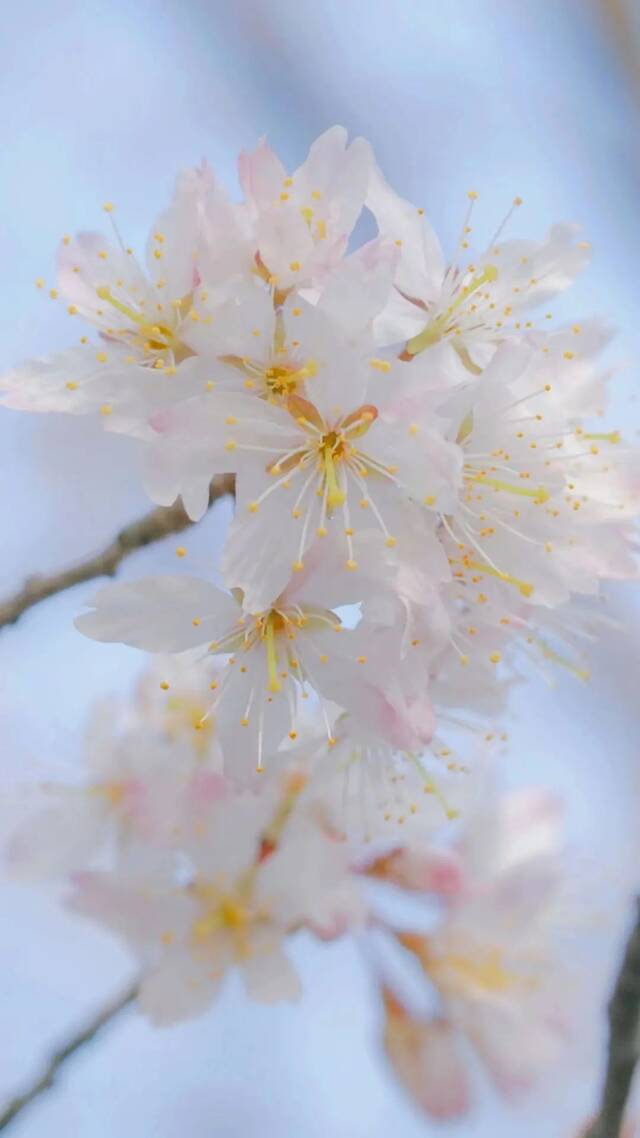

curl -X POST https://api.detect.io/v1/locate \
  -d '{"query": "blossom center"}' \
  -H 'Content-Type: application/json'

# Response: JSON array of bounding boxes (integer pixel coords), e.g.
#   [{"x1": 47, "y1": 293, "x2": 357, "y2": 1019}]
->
[
  {"x1": 96, "y1": 285, "x2": 193, "y2": 365},
  {"x1": 90, "y1": 780, "x2": 127, "y2": 808},
  {"x1": 405, "y1": 264, "x2": 498, "y2": 357},
  {"x1": 284, "y1": 394, "x2": 379, "y2": 511},
  {"x1": 190, "y1": 879, "x2": 256, "y2": 961},
  {"x1": 220, "y1": 353, "x2": 318, "y2": 403}
]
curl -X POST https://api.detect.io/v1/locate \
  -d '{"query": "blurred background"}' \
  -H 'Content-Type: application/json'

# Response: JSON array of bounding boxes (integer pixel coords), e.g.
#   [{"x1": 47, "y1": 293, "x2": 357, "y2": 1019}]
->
[{"x1": 2, "y1": 1, "x2": 640, "y2": 1134}]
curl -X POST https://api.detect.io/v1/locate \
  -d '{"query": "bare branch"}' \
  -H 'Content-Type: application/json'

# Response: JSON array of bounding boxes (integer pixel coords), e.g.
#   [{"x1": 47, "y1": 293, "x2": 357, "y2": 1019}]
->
[
  {"x1": 585, "y1": 899, "x2": 640, "y2": 1138},
  {"x1": 0, "y1": 982, "x2": 139, "y2": 1132},
  {"x1": 0, "y1": 475, "x2": 235, "y2": 631}
]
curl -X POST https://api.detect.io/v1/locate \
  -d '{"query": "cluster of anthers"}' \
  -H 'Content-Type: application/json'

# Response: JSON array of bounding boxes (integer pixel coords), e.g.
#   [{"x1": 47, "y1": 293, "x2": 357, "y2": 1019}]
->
[{"x1": 4, "y1": 126, "x2": 638, "y2": 1120}]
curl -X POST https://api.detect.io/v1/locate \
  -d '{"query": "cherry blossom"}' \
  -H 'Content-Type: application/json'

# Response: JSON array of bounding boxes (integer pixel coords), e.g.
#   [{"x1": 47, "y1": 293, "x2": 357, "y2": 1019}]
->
[
  {"x1": 369, "y1": 789, "x2": 570, "y2": 1117},
  {"x1": 143, "y1": 300, "x2": 461, "y2": 610},
  {"x1": 0, "y1": 168, "x2": 217, "y2": 432},
  {"x1": 234, "y1": 125, "x2": 373, "y2": 291},
  {"x1": 75, "y1": 549, "x2": 437, "y2": 778},
  {"x1": 367, "y1": 161, "x2": 590, "y2": 368},
  {"x1": 7, "y1": 656, "x2": 226, "y2": 879},
  {"x1": 67, "y1": 771, "x2": 364, "y2": 1023},
  {"x1": 1, "y1": 125, "x2": 639, "y2": 1130}
]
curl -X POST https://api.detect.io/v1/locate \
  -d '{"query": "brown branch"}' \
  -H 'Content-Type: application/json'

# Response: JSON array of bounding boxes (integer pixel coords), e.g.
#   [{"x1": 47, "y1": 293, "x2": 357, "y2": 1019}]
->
[
  {"x1": 0, "y1": 474, "x2": 235, "y2": 631},
  {"x1": 585, "y1": 899, "x2": 640, "y2": 1138},
  {"x1": 0, "y1": 981, "x2": 139, "y2": 1132}
]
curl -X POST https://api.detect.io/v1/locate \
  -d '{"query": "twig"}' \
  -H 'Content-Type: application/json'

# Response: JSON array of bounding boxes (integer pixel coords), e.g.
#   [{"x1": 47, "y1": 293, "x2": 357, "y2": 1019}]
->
[
  {"x1": 0, "y1": 475, "x2": 235, "y2": 631},
  {"x1": 585, "y1": 899, "x2": 640, "y2": 1138},
  {"x1": 0, "y1": 981, "x2": 139, "y2": 1131}
]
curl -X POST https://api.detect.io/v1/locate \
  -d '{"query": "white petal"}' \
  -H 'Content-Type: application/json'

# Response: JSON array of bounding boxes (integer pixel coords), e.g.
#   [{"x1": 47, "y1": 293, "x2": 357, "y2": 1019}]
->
[
  {"x1": 387, "y1": 1010, "x2": 470, "y2": 1119},
  {"x1": 241, "y1": 936, "x2": 301, "y2": 1003},
  {"x1": 139, "y1": 952, "x2": 222, "y2": 1026},
  {"x1": 317, "y1": 239, "x2": 397, "y2": 334},
  {"x1": 144, "y1": 391, "x2": 300, "y2": 519},
  {"x1": 221, "y1": 463, "x2": 314, "y2": 613},
  {"x1": 213, "y1": 648, "x2": 293, "y2": 781},
  {"x1": 8, "y1": 794, "x2": 103, "y2": 879},
  {"x1": 238, "y1": 138, "x2": 288, "y2": 213},
  {"x1": 75, "y1": 576, "x2": 238, "y2": 652},
  {"x1": 367, "y1": 163, "x2": 445, "y2": 302},
  {"x1": 67, "y1": 870, "x2": 194, "y2": 952}
]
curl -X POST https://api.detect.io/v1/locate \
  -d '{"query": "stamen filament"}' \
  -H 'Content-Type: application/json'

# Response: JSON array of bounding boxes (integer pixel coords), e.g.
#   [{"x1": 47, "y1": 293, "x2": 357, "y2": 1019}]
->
[
  {"x1": 265, "y1": 618, "x2": 282, "y2": 693},
  {"x1": 405, "y1": 265, "x2": 498, "y2": 356},
  {"x1": 324, "y1": 450, "x2": 346, "y2": 509},
  {"x1": 468, "y1": 475, "x2": 549, "y2": 503},
  {"x1": 96, "y1": 286, "x2": 147, "y2": 328},
  {"x1": 462, "y1": 558, "x2": 534, "y2": 598}
]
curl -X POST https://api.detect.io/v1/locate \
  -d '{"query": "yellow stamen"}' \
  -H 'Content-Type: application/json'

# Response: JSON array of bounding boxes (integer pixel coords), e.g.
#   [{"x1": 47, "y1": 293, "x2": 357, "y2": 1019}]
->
[
  {"x1": 462, "y1": 559, "x2": 534, "y2": 598},
  {"x1": 534, "y1": 638, "x2": 590, "y2": 681},
  {"x1": 265, "y1": 617, "x2": 282, "y2": 693},
  {"x1": 582, "y1": 430, "x2": 620, "y2": 444},
  {"x1": 96, "y1": 285, "x2": 147, "y2": 327},
  {"x1": 468, "y1": 474, "x2": 549, "y2": 503},
  {"x1": 405, "y1": 265, "x2": 499, "y2": 356},
  {"x1": 323, "y1": 449, "x2": 345, "y2": 509}
]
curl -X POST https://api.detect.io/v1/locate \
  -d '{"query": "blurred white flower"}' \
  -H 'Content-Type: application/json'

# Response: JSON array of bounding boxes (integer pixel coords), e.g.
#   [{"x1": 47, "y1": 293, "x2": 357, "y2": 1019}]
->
[
  {"x1": 371, "y1": 789, "x2": 572, "y2": 1118},
  {"x1": 67, "y1": 771, "x2": 364, "y2": 1024}
]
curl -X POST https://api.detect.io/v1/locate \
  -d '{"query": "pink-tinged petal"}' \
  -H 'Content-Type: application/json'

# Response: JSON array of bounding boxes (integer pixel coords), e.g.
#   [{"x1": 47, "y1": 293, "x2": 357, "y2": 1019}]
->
[
  {"x1": 0, "y1": 347, "x2": 127, "y2": 416},
  {"x1": 366, "y1": 848, "x2": 463, "y2": 897},
  {"x1": 75, "y1": 576, "x2": 238, "y2": 653},
  {"x1": 220, "y1": 463, "x2": 310, "y2": 613},
  {"x1": 316, "y1": 239, "x2": 398, "y2": 334},
  {"x1": 258, "y1": 827, "x2": 364, "y2": 932},
  {"x1": 56, "y1": 232, "x2": 138, "y2": 321},
  {"x1": 239, "y1": 138, "x2": 288, "y2": 213},
  {"x1": 293, "y1": 125, "x2": 349, "y2": 197},
  {"x1": 188, "y1": 770, "x2": 227, "y2": 805},
  {"x1": 7, "y1": 794, "x2": 102, "y2": 879},
  {"x1": 139, "y1": 952, "x2": 222, "y2": 1026},
  {"x1": 383, "y1": 994, "x2": 470, "y2": 1120},
  {"x1": 300, "y1": 621, "x2": 435, "y2": 751},
  {"x1": 145, "y1": 166, "x2": 213, "y2": 298},
  {"x1": 294, "y1": 127, "x2": 372, "y2": 240},
  {"x1": 254, "y1": 203, "x2": 315, "y2": 285},
  {"x1": 372, "y1": 688, "x2": 435, "y2": 751},
  {"x1": 465, "y1": 1001, "x2": 550, "y2": 1099},
  {"x1": 367, "y1": 163, "x2": 446, "y2": 303},
  {"x1": 67, "y1": 871, "x2": 194, "y2": 952},
  {"x1": 365, "y1": 416, "x2": 463, "y2": 516},
  {"x1": 241, "y1": 935, "x2": 301, "y2": 1004},
  {"x1": 491, "y1": 223, "x2": 590, "y2": 310},
  {"x1": 144, "y1": 390, "x2": 300, "y2": 520}
]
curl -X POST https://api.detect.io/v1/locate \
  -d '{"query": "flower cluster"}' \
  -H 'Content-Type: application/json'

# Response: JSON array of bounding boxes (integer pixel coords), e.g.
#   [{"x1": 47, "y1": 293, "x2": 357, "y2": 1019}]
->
[
  {"x1": 9, "y1": 658, "x2": 571, "y2": 1118},
  {"x1": 3, "y1": 125, "x2": 638, "y2": 1119}
]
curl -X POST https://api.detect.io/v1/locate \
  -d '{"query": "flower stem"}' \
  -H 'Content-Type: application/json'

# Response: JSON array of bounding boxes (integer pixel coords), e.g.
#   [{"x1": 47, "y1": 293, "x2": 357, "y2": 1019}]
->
[
  {"x1": 0, "y1": 982, "x2": 139, "y2": 1132},
  {"x1": 585, "y1": 899, "x2": 640, "y2": 1138},
  {"x1": 0, "y1": 474, "x2": 234, "y2": 631}
]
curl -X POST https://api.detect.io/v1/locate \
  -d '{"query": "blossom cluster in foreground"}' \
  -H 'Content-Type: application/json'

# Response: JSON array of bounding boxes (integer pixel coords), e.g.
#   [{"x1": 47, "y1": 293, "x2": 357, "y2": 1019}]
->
[
  {"x1": 3, "y1": 126, "x2": 638, "y2": 1119},
  {"x1": 10, "y1": 658, "x2": 572, "y2": 1118}
]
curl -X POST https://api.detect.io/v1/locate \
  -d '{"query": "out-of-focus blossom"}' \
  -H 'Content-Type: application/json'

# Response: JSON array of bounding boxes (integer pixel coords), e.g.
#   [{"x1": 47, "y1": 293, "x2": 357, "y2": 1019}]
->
[
  {"x1": 67, "y1": 771, "x2": 364, "y2": 1024},
  {"x1": 368, "y1": 789, "x2": 571, "y2": 1118},
  {"x1": 7, "y1": 656, "x2": 225, "y2": 879}
]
